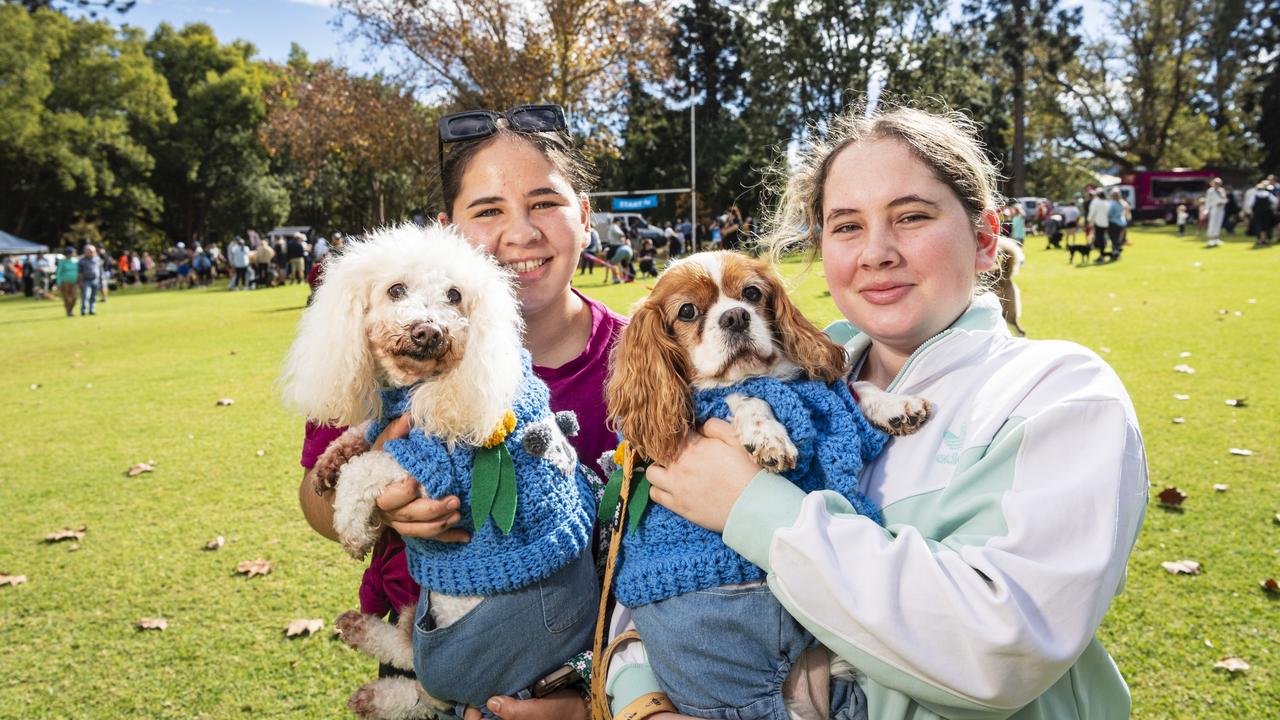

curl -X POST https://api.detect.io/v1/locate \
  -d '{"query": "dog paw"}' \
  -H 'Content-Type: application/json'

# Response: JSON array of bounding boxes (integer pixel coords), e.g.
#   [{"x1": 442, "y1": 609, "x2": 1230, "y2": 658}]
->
[
  {"x1": 874, "y1": 395, "x2": 933, "y2": 436},
  {"x1": 347, "y1": 685, "x2": 380, "y2": 719},
  {"x1": 744, "y1": 434, "x2": 798, "y2": 473},
  {"x1": 334, "y1": 610, "x2": 368, "y2": 648}
]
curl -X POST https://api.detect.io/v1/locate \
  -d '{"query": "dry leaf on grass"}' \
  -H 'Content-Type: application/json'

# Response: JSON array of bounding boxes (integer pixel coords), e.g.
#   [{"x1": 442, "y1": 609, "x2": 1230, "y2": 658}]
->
[
  {"x1": 1214, "y1": 657, "x2": 1249, "y2": 673},
  {"x1": 0, "y1": 573, "x2": 28, "y2": 587},
  {"x1": 1213, "y1": 484, "x2": 1229, "y2": 492},
  {"x1": 1228, "y1": 448, "x2": 1253, "y2": 456},
  {"x1": 285, "y1": 619, "x2": 324, "y2": 637},
  {"x1": 216, "y1": 398, "x2": 235, "y2": 406},
  {"x1": 45, "y1": 525, "x2": 87, "y2": 542},
  {"x1": 136, "y1": 617, "x2": 168, "y2": 631},
  {"x1": 1174, "y1": 364, "x2": 1196, "y2": 374},
  {"x1": 1157, "y1": 487, "x2": 1187, "y2": 508},
  {"x1": 67, "y1": 543, "x2": 80, "y2": 552},
  {"x1": 1179, "y1": 351, "x2": 1192, "y2": 358},
  {"x1": 204, "y1": 536, "x2": 225, "y2": 551},
  {"x1": 29, "y1": 384, "x2": 40, "y2": 390},
  {"x1": 1174, "y1": 393, "x2": 1191, "y2": 401},
  {"x1": 1098, "y1": 347, "x2": 1111, "y2": 354},
  {"x1": 255, "y1": 449, "x2": 265, "y2": 457},
  {"x1": 1261, "y1": 579, "x2": 1279, "y2": 595},
  {"x1": 1224, "y1": 398, "x2": 1247, "y2": 407},
  {"x1": 1171, "y1": 417, "x2": 1186, "y2": 424},
  {"x1": 1161, "y1": 560, "x2": 1201, "y2": 575},
  {"x1": 125, "y1": 462, "x2": 155, "y2": 477},
  {"x1": 236, "y1": 559, "x2": 272, "y2": 578}
]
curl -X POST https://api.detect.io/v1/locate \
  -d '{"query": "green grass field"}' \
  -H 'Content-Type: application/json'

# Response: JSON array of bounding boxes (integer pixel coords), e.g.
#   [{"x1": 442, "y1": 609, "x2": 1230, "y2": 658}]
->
[{"x1": 1, "y1": 226, "x2": 1276, "y2": 718}]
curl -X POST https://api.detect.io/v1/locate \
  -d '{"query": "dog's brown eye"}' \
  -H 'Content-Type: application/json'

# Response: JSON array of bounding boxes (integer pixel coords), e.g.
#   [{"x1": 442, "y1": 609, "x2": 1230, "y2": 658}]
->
[
  {"x1": 446, "y1": 287, "x2": 462, "y2": 305},
  {"x1": 677, "y1": 303, "x2": 698, "y2": 321},
  {"x1": 742, "y1": 285, "x2": 762, "y2": 303},
  {"x1": 387, "y1": 283, "x2": 407, "y2": 300}
]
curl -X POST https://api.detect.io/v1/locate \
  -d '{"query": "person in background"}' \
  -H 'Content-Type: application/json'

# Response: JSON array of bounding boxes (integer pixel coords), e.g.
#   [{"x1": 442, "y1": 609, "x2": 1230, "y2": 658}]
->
[
  {"x1": 1008, "y1": 199, "x2": 1026, "y2": 246},
  {"x1": 1176, "y1": 203, "x2": 1189, "y2": 236},
  {"x1": 1249, "y1": 180, "x2": 1277, "y2": 248},
  {"x1": 286, "y1": 232, "x2": 307, "y2": 284},
  {"x1": 1204, "y1": 178, "x2": 1228, "y2": 248},
  {"x1": 250, "y1": 237, "x2": 275, "y2": 288},
  {"x1": 79, "y1": 244, "x2": 103, "y2": 315},
  {"x1": 228, "y1": 236, "x2": 250, "y2": 290},
  {"x1": 1085, "y1": 189, "x2": 1110, "y2": 260},
  {"x1": 1107, "y1": 189, "x2": 1128, "y2": 261},
  {"x1": 54, "y1": 247, "x2": 80, "y2": 316}
]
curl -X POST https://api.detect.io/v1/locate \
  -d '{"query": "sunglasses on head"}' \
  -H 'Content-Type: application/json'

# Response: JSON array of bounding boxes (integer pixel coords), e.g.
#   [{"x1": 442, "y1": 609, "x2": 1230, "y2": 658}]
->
[{"x1": 437, "y1": 104, "x2": 568, "y2": 189}]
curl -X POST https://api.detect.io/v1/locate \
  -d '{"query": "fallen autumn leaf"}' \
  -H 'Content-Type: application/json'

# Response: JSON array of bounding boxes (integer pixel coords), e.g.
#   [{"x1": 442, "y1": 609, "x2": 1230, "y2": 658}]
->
[
  {"x1": 45, "y1": 525, "x2": 87, "y2": 542},
  {"x1": 136, "y1": 617, "x2": 168, "y2": 631},
  {"x1": 1174, "y1": 364, "x2": 1196, "y2": 374},
  {"x1": 1224, "y1": 398, "x2": 1247, "y2": 407},
  {"x1": 125, "y1": 462, "x2": 155, "y2": 477},
  {"x1": 204, "y1": 536, "x2": 225, "y2": 551},
  {"x1": 1161, "y1": 560, "x2": 1201, "y2": 575},
  {"x1": 236, "y1": 559, "x2": 272, "y2": 578},
  {"x1": 1213, "y1": 656, "x2": 1249, "y2": 673},
  {"x1": 1157, "y1": 487, "x2": 1187, "y2": 508},
  {"x1": 1213, "y1": 484, "x2": 1228, "y2": 492},
  {"x1": 285, "y1": 618, "x2": 325, "y2": 637},
  {"x1": 216, "y1": 398, "x2": 235, "y2": 406},
  {"x1": 1228, "y1": 448, "x2": 1253, "y2": 456},
  {"x1": 1261, "y1": 579, "x2": 1279, "y2": 595},
  {"x1": 0, "y1": 573, "x2": 28, "y2": 587}
]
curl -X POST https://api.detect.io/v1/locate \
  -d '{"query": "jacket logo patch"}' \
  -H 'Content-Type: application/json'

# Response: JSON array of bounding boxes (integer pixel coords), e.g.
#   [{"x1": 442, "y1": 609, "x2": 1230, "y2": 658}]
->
[{"x1": 935, "y1": 423, "x2": 966, "y2": 465}]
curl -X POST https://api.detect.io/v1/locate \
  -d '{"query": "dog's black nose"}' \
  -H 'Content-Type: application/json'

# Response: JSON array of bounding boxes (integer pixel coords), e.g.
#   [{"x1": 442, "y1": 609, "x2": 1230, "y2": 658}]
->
[
  {"x1": 719, "y1": 307, "x2": 750, "y2": 333},
  {"x1": 410, "y1": 322, "x2": 443, "y2": 353}
]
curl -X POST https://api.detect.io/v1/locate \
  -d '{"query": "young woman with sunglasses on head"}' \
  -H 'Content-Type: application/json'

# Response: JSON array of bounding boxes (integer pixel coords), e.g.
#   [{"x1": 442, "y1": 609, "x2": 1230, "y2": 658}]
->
[
  {"x1": 604, "y1": 105, "x2": 1147, "y2": 719},
  {"x1": 298, "y1": 105, "x2": 624, "y2": 720}
]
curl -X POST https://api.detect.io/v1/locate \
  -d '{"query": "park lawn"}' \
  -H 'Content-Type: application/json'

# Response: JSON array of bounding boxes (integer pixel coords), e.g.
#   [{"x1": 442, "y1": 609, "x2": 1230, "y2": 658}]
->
[{"x1": 0, "y1": 226, "x2": 1276, "y2": 718}]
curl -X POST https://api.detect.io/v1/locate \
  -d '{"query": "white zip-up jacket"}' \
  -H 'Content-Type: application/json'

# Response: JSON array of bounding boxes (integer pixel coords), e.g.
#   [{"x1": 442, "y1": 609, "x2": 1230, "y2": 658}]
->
[
  {"x1": 1086, "y1": 197, "x2": 1110, "y2": 228},
  {"x1": 608, "y1": 294, "x2": 1148, "y2": 719}
]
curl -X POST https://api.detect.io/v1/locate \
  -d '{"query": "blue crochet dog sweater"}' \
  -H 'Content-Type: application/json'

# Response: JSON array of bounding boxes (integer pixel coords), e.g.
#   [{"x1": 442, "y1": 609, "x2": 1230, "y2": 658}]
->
[
  {"x1": 614, "y1": 376, "x2": 887, "y2": 607},
  {"x1": 372, "y1": 352, "x2": 596, "y2": 596}
]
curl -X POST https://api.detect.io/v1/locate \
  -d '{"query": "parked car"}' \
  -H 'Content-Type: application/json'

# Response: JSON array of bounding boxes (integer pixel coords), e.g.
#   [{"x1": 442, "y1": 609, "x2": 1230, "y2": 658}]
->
[{"x1": 590, "y1": 212, "x2": 665, "y2": 246}]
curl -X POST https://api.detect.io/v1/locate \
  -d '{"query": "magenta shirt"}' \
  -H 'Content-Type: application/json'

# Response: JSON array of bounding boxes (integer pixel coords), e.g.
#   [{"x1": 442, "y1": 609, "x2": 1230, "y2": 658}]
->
[{"x1": 300, "y1": 289, "x2": 626, "y2": 615}]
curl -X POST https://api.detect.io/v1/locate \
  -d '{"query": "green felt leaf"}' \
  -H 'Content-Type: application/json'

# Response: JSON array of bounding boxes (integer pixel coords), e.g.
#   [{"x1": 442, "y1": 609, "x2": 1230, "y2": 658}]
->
[
  {"x1": 471, "y1": 446, "x2": 500, "y2": 531},
  {"x1": 491, "y1": 444, "x2": 518, "y2": 534},
  {"x1": 597, "y1": 467, "x2": 624, "y2": 524},
  {"x1": 627, "y1": 470, "x2": 651, "y2": 536}
]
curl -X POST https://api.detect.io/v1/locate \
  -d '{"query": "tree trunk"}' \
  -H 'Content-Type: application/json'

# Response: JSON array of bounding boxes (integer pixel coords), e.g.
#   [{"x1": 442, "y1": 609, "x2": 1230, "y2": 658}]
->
[{"x1": 1011, "y1": 0, "x2": 1026, "y2": 198}]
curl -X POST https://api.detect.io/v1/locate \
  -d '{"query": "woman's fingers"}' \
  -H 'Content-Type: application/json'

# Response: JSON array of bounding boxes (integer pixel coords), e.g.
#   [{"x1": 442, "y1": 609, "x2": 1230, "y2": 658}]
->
[
  {"x1": 388, "y1": 519, "x2": 470, "y2": 543},
  {"x1": 376, "y1": 479, "x2": 458, "y2": 518},
  {"x1": 699, "y1": 417, "x2": 740, "y2": 445}
]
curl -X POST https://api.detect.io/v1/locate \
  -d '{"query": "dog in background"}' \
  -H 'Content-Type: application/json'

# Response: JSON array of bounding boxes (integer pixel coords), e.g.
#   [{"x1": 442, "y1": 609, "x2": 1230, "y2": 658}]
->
[
  {"x1": 281, "y1": 223, "x2": 591, "y2": 720},
  {"x1": 1066, "y1": 240, "x2": 1092, "y2": 264}
]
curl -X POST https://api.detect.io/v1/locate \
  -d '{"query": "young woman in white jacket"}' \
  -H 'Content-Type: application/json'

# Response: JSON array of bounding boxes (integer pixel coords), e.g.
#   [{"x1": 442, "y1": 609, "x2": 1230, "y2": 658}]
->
[{"x1": 613, "y1": 105, "x2": 1148, "y2": 720}]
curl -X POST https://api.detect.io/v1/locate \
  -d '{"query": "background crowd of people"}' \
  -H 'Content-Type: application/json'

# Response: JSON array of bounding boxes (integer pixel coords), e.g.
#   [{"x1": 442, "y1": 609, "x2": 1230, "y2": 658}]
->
[{"x1": 1, "y1": 229, "x2": 348, "y2": 302}]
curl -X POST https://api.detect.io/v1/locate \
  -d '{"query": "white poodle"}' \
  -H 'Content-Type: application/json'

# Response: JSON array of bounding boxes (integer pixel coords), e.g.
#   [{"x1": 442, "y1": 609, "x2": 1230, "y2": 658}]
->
[{"x1": 281, "y1": 223, "x2": 584, "y2": 720}]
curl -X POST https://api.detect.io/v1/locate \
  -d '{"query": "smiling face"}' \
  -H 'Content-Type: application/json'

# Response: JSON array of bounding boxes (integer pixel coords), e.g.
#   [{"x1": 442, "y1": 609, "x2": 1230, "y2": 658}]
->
[
  {"x1": 820, "y1": 138, "x2": 998, "y2": 356},
  {"x1": 441, "y1": 135, "x2": 589, "y2": 317}
]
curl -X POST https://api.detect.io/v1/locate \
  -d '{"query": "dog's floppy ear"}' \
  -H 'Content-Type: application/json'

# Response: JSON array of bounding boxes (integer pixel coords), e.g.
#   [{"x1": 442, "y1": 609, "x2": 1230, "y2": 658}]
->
[
  {"x1": 280, "y1": 246, "x2": 381, "y2": 426},
  {"x1": 606, "y1": 299, "x2": 691, "y2": 465},
  {"x1": 761, "y1": 264, "x2": 847, "y2": 384}
]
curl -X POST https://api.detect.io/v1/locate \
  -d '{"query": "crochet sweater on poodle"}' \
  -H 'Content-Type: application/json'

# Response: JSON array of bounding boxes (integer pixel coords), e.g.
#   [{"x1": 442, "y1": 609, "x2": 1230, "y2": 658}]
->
[
  {"x1": 614, "y1": 376, "x2": 887, "y2": 608},
  {"x1": 371, "y1": 352, "x2": 595, "y2": 596}
]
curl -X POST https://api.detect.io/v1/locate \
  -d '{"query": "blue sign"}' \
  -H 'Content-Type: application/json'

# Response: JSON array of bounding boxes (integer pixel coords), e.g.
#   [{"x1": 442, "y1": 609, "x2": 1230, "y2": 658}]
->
[{"x1": 612, "y1": 195, "x2": 658, "y2": 211}]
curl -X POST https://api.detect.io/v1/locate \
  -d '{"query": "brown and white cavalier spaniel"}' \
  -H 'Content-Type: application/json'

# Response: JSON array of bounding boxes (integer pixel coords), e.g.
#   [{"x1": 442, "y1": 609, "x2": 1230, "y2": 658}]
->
[{"x1": 607, "y1": 250, "x2": 930, "y2": 468}]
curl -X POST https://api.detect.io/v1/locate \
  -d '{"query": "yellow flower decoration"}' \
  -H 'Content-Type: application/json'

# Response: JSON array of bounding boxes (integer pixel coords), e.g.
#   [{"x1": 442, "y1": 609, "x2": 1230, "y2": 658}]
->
[
  {"x1": 612, "y1": 441, "x2": 629, "y2": 466},
  {"x1": 481, "y1": 410, "x2": 518, "y2": 448}
]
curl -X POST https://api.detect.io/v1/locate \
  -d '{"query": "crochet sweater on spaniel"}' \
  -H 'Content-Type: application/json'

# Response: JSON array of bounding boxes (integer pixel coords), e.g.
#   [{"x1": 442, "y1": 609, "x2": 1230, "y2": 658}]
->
[{"x1": 614, "y1": 376, "x2": 886, "y2": 607}]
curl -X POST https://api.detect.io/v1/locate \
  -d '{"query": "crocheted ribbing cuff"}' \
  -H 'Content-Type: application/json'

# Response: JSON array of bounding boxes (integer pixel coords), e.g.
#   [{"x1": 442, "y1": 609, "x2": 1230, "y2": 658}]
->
[
  {"x1": 614, "y1": 546, "x2": 765, "y2": 608},
  {"x1": 404, "y1": 504, "x2": 592, "y2": 595}
]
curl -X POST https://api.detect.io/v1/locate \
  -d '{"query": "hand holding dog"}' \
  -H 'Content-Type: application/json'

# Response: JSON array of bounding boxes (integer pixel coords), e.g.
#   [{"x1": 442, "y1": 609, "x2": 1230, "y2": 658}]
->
[
  {"x1": 372, "y1": 415, "x2": 470, "y2": 543},
  {"x1": 647, "y1": 418, "x2": 760, "y2": 534}
]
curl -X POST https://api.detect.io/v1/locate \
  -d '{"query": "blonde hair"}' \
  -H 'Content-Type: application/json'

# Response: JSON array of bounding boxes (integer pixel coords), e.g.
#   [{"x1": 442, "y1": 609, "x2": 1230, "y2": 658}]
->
[{"x1": 762, "y1": 103, "x2": 1003, "y2": 263}]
